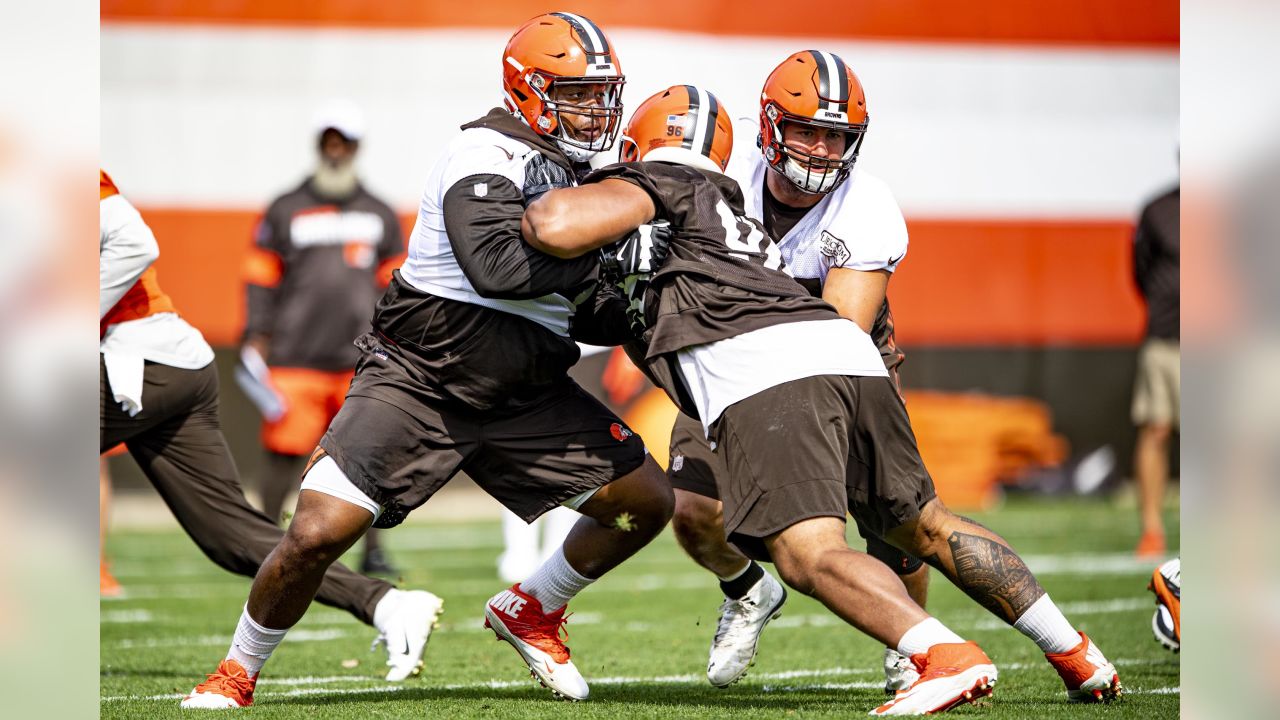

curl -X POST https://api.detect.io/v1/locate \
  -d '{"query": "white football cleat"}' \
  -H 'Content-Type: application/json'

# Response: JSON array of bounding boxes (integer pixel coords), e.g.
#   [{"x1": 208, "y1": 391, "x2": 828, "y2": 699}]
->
[
  {"x1": 373, "y1": 590, "x2": 444, "y2": 682},
  {"x1": 707, "y1": 571, "x2": 788, "y2": 687},
  {"x1": 883, "y1": 647, "x2": 920, "y2": 694},
  {"x1": 484, "y1": 584, "x2": 588, "y2": 701},
  {"x1": 870, "y1": 641, "x2": 997, "y2": 716},
  {"x1": 1045, "y1": 632, "x2": 1122, "y2": 702}
]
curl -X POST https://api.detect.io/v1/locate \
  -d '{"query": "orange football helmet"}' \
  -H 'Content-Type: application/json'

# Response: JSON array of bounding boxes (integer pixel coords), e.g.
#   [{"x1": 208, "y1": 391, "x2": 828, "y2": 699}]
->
[
  {"x1": 760, "y1": 50, "x2": 868, "y2": 193},
  {"x1": 502, "y1": 12, "x2": 625, "y2": 162},
  {"x1": 619, "y1": 85, "x2": 733, "y2": 173}
]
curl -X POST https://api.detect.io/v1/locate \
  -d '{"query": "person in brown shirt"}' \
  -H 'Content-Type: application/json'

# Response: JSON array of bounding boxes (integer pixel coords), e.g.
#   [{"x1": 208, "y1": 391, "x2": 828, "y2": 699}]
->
[{"x1": 242, "y1": 100, "x2": 405, "y2": 574}]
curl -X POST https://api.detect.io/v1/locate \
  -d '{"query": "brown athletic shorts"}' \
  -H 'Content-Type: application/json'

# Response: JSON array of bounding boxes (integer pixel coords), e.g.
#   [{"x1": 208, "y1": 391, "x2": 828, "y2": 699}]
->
[
  {"x1": 710, "y1": 374, "x2": 936, "y2": 562},
  {"x1": 319, "y1": 335, "x2": 647, "y2": 529}
]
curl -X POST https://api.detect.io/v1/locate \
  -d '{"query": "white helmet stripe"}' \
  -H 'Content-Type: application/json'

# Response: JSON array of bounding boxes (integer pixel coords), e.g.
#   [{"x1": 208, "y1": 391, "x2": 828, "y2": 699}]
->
[
  {"x1": 686, "y1": 86, "x2": 713, "y2": 158},
  {"x1": 816, "y1": 50, "x2": 844, "y2": 114},
  {"x1": 555, "y1": 11, "x2": 608, "y2": 59}
]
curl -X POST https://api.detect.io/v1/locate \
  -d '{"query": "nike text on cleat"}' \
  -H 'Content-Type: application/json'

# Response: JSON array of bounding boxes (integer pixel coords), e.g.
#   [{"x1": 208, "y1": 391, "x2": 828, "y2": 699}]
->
[
  {"x1": 372, "y1": 590, "x2": 444, "y2": 681},
  {"x1": 180, "y1": 659, "x2": 256, "y2": 709},
  {"x1": 870, "y1": 641, "x2": 997, "y2": 716},
  {"x1": 707, "y1": 571, "x2": 788, "y2": 687},
  {"x1": 483, "y1": 584, "x2": 588, "y2": 701},
  {"x1": 883, "y1": 647, "x2": 921, "y2": 694},
  {"x1": 1045, "y1": 631, "x2": 1122, "y2": 703},
  {"x1": 1147, "y1": 558, "x2": 1180, "y2": 652}
]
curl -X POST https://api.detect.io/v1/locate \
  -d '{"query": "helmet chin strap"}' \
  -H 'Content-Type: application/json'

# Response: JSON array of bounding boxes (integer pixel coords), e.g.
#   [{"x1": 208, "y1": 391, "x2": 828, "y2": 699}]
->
[
  {"x1": 556, "y1": 139, "x2": 596, "y2": 163},
  {"x1": 783, "y1": 156, "x2": 841, "y2": 194}
]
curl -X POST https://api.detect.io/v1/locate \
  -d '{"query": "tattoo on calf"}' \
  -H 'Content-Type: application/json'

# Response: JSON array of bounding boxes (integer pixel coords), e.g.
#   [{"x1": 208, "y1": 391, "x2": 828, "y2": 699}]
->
[{"x1": 947, "y1": 531, "x2": 1044, "y2": 623}]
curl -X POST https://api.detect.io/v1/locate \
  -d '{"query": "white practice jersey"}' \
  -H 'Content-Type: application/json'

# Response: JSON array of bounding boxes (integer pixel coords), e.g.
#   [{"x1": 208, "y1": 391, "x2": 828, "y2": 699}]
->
[
  {"x1": 398, "y1": 127, "x2": 578, "y2": 337},
  {"x1": 726, "y1": 119, "x2": 909, "y2": 286}
]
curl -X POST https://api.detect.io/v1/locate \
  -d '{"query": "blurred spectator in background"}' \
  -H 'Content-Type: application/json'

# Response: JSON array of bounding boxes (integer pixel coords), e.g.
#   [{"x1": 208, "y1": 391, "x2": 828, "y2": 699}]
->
[
  {"x1": 99, "y1": 455, "x2": 122, "y2": 597},
  {"x1": 241, "y1": 100, "x2": 405, "y2": 574},
  {"x1": 1131, "y1": 182, "x2": 1180, "y2": 558}
]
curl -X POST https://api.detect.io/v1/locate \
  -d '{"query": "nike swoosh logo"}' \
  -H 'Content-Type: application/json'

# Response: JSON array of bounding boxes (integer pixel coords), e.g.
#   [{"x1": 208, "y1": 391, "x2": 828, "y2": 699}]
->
[
  {"x1": 544, "y1": 660, "x2": 555, "y2": 675},
  {"x1": 887, "y1": 253, "x2": 904, "y2": 265}
]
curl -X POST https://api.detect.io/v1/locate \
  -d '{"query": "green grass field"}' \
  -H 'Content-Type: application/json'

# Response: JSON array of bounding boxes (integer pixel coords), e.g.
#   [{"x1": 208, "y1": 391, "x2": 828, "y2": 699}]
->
[{"x1": 101, "y1": 496, "x2": 1179, "y2": 718}]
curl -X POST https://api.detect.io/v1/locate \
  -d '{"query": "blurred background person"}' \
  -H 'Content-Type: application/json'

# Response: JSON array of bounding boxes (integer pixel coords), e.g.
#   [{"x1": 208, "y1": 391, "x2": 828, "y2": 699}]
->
[
  {"x1": 99, "y1": 454, "x2": 122, "y2": 597},
  {"x1": 241, "y1": 100, "x2": 406, "y2": 575},
  {"x1": 1130, "y1": 181, "x2": 1180, "y2": 558}
]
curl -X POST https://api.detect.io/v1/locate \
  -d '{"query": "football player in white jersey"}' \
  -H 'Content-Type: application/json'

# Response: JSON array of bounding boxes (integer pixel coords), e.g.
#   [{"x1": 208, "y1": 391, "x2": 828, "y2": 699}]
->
[
  {"x1": 663, "y1": 52, "x2": 1123, "y2": 706},
  {"x1": 181, "y1": 13, "x2": 672, "y2": 708}
]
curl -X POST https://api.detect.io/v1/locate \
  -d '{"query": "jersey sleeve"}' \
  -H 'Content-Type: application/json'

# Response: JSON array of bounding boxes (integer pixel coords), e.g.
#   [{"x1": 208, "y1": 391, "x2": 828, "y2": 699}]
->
[
  {"x1": 242, "y1": 199, "x2": 289, "y2": 341},
  {"x1": 584, "y1": 162, "x2": 698, "y2": 226},
  {"x1": 820, "y1": 172, "x2": 909, "y2": 274},
  {"x1": 100, "y1": 192, "x2": 159, "y2": 318},
  {"x1": 440, "y1": 140, "x2": 598, "y2": 300}
]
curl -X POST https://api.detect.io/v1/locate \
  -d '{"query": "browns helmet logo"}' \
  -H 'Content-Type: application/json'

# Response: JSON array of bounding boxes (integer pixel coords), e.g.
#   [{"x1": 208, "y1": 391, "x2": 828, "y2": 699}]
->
[{"x1": 610, "y1": 423, "x2": 634, "y2": 441}]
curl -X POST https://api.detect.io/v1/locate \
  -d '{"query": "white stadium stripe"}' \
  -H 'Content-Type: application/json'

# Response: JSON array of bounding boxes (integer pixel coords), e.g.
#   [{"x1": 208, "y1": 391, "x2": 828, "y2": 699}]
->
[{"x1": 101, "y1": 25, "x2": 1176, "y2": 217}]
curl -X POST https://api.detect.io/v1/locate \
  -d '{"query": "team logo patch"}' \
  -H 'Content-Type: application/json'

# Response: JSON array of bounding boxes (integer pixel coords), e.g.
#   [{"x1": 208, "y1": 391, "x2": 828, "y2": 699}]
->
[
  {"x1": 819, "y1": 231, "x2": 851, "y2": 267},
  {"x1": 473, "y1": 182, "x2": 488, "y2": 197},
  {"x1": 610, "y1": 423, "x2": 633, "y2": 442},
  {"x1": 670, "y1": 454, "x2": 684, "y2": 473}
]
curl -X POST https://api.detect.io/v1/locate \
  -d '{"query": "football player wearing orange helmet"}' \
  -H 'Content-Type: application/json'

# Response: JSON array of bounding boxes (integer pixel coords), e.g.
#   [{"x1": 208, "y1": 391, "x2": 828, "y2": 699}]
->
[
  {"x1": 660, "y1": 53, "x2": 1121, "y2": 708},
  {"x1": 664, "y1": 51, "x2": 925, "y2": 693},
  {"x1": 524, "y1": 84, "x2": 998, "y2": 716},
  {"x1": 526, "y1": 78, "x2": 1125, "y2": 713},
  {"x1": 182, "y1": 13, "x2": 671, "y2": 708}
]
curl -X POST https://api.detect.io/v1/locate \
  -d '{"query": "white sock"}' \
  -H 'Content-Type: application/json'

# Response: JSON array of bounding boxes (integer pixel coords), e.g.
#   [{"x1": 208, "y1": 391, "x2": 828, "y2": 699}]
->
[
  {"x1": 372, "y1": 588, "x2": 404, "y2": 634},
  {"x1": 1013, "y1": 594, "x2": 1080, "y2": 653},
  {"x1": 896, "y1": 617, "x2": 966, "y2": 657},
  {"x1": 518, "y1": 546, "x2": 593, "y2": 613},
  {"x1": 538, "y1": 507, "x2": 579, "y2": 563},
  {"x1": 226, "y1": 606, "x2": 288, "y2": 677}
]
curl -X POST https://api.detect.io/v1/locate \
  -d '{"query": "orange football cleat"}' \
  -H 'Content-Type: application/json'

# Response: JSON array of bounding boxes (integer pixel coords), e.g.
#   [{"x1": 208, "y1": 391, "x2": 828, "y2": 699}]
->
[
  {"x1": 1045, "y1": 632, "x2": 1122, "y2": 702},
  {"x1": 870, "y1": 641, "x2": 997, "y2": 715},
  {"x1": 180, "y1": 659, "x2": 257, "y2": 709}
]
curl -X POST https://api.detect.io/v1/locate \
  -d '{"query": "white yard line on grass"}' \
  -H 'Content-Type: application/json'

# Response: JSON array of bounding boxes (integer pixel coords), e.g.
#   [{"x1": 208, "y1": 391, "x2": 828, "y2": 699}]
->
[
  {"x1": 110, "y1": 628, "x2": 350, "y2": 649},
  {"x1": 103, "y1": 663, "x2": 1176, "y2": 703},
  {"x1": 107, "y1": 552, "x2": 1160, "y2": 600}
]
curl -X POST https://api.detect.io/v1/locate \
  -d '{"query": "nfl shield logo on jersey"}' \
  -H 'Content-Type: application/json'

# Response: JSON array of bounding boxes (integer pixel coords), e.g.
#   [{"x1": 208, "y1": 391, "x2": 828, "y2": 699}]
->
[
  {"x1": 819, "y1": 231, "x2": 851, "y2": 267},
  {"x1": 473, "y1": 182, "x2": 488, "y2": 197}
]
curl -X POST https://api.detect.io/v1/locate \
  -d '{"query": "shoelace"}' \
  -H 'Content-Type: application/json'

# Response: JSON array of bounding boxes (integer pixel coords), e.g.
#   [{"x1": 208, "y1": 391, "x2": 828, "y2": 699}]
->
[
  {"x1": 508, "y1": 609, "x2": 573, "y2": 662},
  {"x1": 712, "y1": 598, "x2": 756, "y2": 646},
  {"x1": 194, "y1": 667, "x2": 254, "y2": 699}
]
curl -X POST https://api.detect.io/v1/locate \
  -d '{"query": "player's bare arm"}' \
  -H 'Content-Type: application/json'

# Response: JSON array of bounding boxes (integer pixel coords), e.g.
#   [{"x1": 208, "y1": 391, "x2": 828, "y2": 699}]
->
[
  {"x1": 822, "y1": 266, "x2": 891, "y2": 333},
  {"x1": 522, "y1": 178, "x2": 656, "y2": 258}
]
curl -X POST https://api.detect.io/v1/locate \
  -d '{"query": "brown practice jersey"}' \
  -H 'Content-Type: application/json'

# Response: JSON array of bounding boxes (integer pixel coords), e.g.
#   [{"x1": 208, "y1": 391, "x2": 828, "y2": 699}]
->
[
  {"x1": 587, "y1": 161, "x2": 843, "y2": 417},
  {"x1": 244, "y1": 180, "x2": 405, "y2": 371}
]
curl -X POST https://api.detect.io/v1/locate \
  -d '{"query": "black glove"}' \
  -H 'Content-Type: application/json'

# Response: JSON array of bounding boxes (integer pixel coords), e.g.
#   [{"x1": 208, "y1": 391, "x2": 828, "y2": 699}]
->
[{"x1": 599, "y1": 221, "x2": 673, "y2": 282}]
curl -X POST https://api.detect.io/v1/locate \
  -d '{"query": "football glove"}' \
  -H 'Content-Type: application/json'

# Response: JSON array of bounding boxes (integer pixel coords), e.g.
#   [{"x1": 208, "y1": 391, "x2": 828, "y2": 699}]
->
[{"x1": 599, "y1": 220, "x2": 672, "y2": 281}]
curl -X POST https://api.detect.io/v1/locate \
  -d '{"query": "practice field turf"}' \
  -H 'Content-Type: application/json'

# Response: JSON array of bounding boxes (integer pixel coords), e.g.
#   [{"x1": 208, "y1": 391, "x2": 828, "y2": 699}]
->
[{"x1": 101, "y1": 496, "x2": 1179, "y2": 718}]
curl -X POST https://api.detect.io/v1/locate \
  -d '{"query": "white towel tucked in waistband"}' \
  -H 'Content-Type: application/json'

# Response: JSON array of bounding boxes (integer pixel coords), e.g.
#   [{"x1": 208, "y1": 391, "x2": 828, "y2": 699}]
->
[{"x1": 101, "y1": 349, "x2": 146, "y2": 416}]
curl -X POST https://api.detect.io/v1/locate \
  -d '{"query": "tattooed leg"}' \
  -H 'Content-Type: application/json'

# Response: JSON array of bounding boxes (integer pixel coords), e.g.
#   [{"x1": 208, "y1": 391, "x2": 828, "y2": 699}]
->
[{"x1": 887, "y1": 499, "x2": 1045, "y2": 625}]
